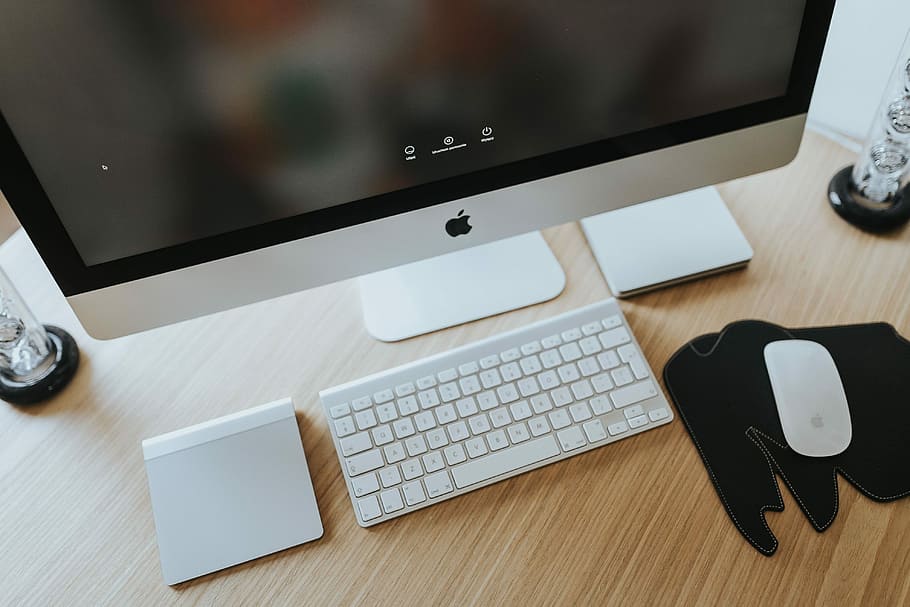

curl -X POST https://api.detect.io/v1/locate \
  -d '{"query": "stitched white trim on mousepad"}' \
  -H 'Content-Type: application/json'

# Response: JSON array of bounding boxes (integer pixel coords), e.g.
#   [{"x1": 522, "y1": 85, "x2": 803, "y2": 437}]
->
[{"x1": 663, "y1": 321, "x2": 910, "y2": 555}]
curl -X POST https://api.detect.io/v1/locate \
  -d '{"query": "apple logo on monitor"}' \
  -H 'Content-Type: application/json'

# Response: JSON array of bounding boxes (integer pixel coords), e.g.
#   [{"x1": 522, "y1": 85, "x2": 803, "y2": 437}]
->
[{"x1": 445, "y1": 210, "x2": 472, "y2": 237}]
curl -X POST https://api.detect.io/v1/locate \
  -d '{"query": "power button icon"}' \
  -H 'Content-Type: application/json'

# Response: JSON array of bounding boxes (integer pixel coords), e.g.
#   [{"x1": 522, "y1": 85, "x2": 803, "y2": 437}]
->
[{"x1": 481, "y1": 126, "x2": 493, "y2": 137}]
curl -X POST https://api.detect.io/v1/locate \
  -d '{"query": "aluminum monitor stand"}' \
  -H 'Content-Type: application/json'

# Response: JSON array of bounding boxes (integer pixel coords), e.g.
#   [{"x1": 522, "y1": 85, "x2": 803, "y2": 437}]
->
[{"x1": 359, "y1": 231, "x2": 565, "y2": 342}]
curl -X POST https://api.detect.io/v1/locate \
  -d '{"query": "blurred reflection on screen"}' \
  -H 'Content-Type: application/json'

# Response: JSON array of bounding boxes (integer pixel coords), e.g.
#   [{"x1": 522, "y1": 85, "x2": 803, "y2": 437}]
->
[{"x1": 0, "y1": 1, "x2": 806, "y2": 264}]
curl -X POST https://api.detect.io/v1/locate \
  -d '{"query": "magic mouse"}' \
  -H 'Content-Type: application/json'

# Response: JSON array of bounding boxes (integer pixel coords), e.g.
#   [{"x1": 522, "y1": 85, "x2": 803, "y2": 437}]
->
[{"x1": 763, "y1": 340, "x2": 852, "y2": 457}]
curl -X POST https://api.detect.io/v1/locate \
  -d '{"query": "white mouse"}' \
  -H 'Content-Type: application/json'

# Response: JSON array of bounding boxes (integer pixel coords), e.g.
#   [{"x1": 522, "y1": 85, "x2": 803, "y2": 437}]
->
[{"x1": 763, "y1": 339, "x2": 852, "y2": 457}]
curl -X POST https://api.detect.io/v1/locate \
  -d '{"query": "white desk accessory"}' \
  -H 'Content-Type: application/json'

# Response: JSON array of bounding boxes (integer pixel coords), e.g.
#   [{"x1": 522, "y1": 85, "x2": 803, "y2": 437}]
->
[
  {"x1": 142, "y1": 398, "x2": 323, "y2": 585},
  {"x1": 581, "y1": 187, "x2": 753, "y2": 297}
]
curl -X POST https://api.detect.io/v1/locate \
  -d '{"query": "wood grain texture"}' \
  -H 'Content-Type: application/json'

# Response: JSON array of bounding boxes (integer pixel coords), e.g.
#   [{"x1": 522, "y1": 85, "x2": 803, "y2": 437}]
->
[{"x1": 0, "y1": 131, "x2": 908, "y2": 607}]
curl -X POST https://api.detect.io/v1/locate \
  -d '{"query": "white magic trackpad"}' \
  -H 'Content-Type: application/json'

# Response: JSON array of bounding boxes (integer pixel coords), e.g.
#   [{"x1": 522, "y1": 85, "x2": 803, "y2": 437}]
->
[{"x1": 764, "y1": 340, "x2": 853, "y2": 457}]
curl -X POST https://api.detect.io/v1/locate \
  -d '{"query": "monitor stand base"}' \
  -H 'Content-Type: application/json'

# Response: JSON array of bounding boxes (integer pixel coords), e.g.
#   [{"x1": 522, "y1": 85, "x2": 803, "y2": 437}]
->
[
  {"x1": 358, "y1": 231, "x2": 566, "y2": 342},
  {"x1": 581, "y1": 187, "x2": 754, "y2": 298}
]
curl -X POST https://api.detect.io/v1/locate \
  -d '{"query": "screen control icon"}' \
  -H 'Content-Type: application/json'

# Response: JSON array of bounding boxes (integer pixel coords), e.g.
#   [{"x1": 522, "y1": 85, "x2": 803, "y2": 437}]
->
[
  {"x1": 443, "y1": 136, "x2": 455, "y2": 146},
  {"x1": 481, "y1": 127, "x2": 493, "y2": 137},
  {"x1": 404, "y1": 145, "x2": 415, "y2": 155}
]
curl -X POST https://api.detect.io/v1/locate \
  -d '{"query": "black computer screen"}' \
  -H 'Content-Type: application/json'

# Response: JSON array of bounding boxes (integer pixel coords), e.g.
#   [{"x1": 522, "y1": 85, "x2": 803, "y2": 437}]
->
[{"x1": 1, "y1": 1, "x2": 813, "y2": 275}]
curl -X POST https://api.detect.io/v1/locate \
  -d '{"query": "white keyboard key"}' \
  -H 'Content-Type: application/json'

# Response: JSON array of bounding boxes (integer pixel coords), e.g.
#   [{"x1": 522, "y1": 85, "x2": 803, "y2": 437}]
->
[
  {"x1": 334, "y1": 416, "x2": 356, "y2": 438},
  {"x1": 528, "y1": 416, "x2": 551, "y2": 437},
  {"x1": 422, "y1": 451, "x2": 445, "y2": 473},
  {"x1": 548, "y1": 409, "x2": 571, "y2": 429},
  {"x1": 379, "y1": 466, "x2": 402, "y2": 488},
  {"x1": 395, "y1": 382, "x2": 416, "y2": 397},
  {"x1": 468, "y1": 413, "x2": 492, "y2": 435},
  {"x1": 459, "y1": 361, "x2": 479, "y2": 376},
  {"x1": 582, "y1": 321, "x2": 602, "y2": 335},
  {"x1": 397, "y1": 395, "x2": 419, "y2": 416},
  {"x1": 591, "y1": 373, "x2": 614, "y2": 393},
  {"x1": 329, "y1": 403, "x2": 351, "y2": 418},
  {"x1": 418, "y1": 390, "x2": 440, "y2": 409},
  {"x1": 401, "y1": 459, "x2": 423, "y2": 480},
  {"x1": 480, "y1": 369, "x2": 503, "y2": 389},
  {"x1": 452, "y1": 435, "x2": 560, "y2": 488},
  {"x1": 569, "y1": 402, "x2": 592, "y2": 423},
  {"x1": 346, "y1": 449, "x2": 384, "y2": 477},
  {"x1": 393, "y1": 418, "x2": 416, "y2": 439},
  {"x1": 649, "y1": 407, "x2": 670, "y2": 422},
  {"x1": 376, "y1": 403, "x2": 398, "y2": 423},
  {"x1": 477, "y1": 391, "x2": 498, "y2": 411},
  {"x1": 578, "y1": 357, "x2": 600, "y2": 377},
  {"x1": 487, "y1": 430, "x2": 509, "y2": 451},
  {"x1": 623, "y1": 405, "x2": 645, "y2": 419},
  {"x1": 551, "y1": 387, "x2": 572, "y2": 407},
  {"x1": 355, "y1": 409, "x2": 378, "y2": 430},
  {"x1": 426, "y1": 428, "x2": 449, "y2": 450},
  {"x1": 557, "y1": 364, "x2": 581, "y2": 383},
  {"x1": 438, "y1": 368, "x2": 457, "y2": 383},
  {"x1": 414, "y1": 411, "x2": 437, "y2": 432},
  {"x1": 459, "y1": 375, "x2": 481, "y2": 396},
  {"x1": 559, "y1": 342, "x2": 583, "y2": 362},
  {"x1": 416, "y1": 375, "x2": 436, "y2": 390},
  {"x1": 456, "y1": 397, "x2": 478, "y2": 418},
  {"x1": 538, "y1": 370, "x2": 560, "y2": 390},
  {"x1": 466, "y1": 437, "x2": 488, "y2": 458},
  {"x1": 436, "y1": 404, "x2": 457, "y2": 425},
  {"x1": 384, "y1": 442, "x2": 406, "y2": 464},
  {"x1": 497, "y1": 383, "x2": 520, "y2": 404},
  {"x1": 424, "y1": 471, "x2": 455, "y2": 498},
  {"x1": 358, "y1": 495, "x2": 382, "y2": 521},
  {"x1": 589, "y1": 395, "x2": 612, "y2": 415},
  {"x1": 571, "y1": 380, "x2": 594, "y2": 401},
  {"x1": 628, "y1": 415, "x2": 649, "y2": 429},
  {"x1": 479, "y1": 355, "x2": 500, "y2": 369},
  {"x1": 405, "y1": 435, "x2": 428, "y2": 457},
  {"x1": 617, "y1": 344, "x2": 650, "y2": 379},
  {"x1": 448, "y1": 421, "x2": 470, "y2": 442},
  {"x1": 520, "y1": 341, "x2": 541, "y2": 355},
  {"x1": 373, "y1": 389, "x2": 394, "y2": 404},
  {"x1": 501, "y1": 362, "x2": 522, "y2": 382},
  {"x1": 517, "y1": 376, "x2": 540, "y2": 397},
  {"x1": 583, "y1": 419, "x2": 607, "y2": 442},
  {"x1": 611, "y1": 366, "x2": 634, "y2": 387},
  {"x1": 371, "y1": 425, "x2": 394, "y2": 446},
  {"x1": 602, "y1": 315, "x2": 622, "y2": 329},
  {"x1": 351, "y1": 472, "x2": 380, "y2": 497},
  {"x1": 439, "y1": 382, "x2": 460, "y2": 402},
  {"x1": 608, "y1": 420, "x2": 630, "y2": 436},
  {"x1": 561, "y1": 328, "x2": 582, "y2": 341},
  {"x1": 380, "y1": 489, "x2": 405, "y2": 513},
  {"x1": 557, "y1": 426, "x2": 586, "y2": 451},
  {"x1": 530, "y1": 394, "x2": 553, "y2": 414},
  {"x1": 402, "y1": 481, "x2": 427, "y2": 506},
  {"x1": 612, "y1": 380, "x2": 658, "y2": 408},
  {"x1": 444, "y1": 444, "x2": 467, "y2": 465},
  {"x1": 510, "y1": 400, "x2": 533, "y2": 421},
  {"x1": 600, "y1": 327, "x2": 631, "y2": 349},
  {"x1": 579, "y1": 336, "x2": 602, "y2": 356},
  {"x1": 500, "y1": 348, "x2": 521, "y2": 363},
  {"x1": 519, "y1": 355, "x2": 543, "y2": 375},
  {"x1": 352, "y1": 396, "x2": 373, "y2": 411},
  {"x1": 540, "y1": 349, "x2": 562, "y2": 369},
  {"x1": 489, "y1": 407, "x2": 511, "y2": 428},
  {"x1": 541, "y1": 334, "x2": 562, "y2": 348},
  {"x1": 598, "y1": 351, "x2": 620, "y2": 370},
  {"x1": 507, "y1": 423, "x2": 530, "y2": 444}
]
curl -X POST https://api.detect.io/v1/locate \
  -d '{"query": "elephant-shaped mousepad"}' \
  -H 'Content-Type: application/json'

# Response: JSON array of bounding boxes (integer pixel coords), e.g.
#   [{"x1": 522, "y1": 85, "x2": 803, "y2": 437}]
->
[{"x1": 663, "y1": 320, "x2": 910, "y2": 555}]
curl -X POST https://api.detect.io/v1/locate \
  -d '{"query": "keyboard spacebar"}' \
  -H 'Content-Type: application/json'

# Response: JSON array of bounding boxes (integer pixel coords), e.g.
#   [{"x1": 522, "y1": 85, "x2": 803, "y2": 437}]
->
[{"x1": 451, "y1": 436, "x2": 561, "y2": 489}]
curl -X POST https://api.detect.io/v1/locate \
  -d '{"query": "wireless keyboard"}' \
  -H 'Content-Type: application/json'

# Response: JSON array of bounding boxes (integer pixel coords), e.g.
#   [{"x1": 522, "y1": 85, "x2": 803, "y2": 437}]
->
[{"x1": 320, "y1": 298, "x2": 673, "y2": 526}]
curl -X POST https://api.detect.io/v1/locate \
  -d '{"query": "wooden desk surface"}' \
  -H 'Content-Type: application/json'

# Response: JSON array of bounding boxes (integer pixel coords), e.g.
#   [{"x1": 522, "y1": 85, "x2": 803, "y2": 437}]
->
[{"x1": 1, "y1": 131, "x2": 909, "y2": 607}]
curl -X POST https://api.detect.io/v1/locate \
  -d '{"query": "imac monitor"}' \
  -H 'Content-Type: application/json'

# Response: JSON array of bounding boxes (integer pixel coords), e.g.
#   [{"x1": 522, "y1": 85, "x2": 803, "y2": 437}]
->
[{"x1": 0, "y1": 2, "x2": 834, "y2": 339}]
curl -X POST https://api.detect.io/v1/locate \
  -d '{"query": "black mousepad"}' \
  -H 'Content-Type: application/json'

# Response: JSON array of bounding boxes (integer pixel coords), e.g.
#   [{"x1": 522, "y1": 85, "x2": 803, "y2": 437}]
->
[{"x1": 663, "y1": 321, "x2": 910, "y2": 555}]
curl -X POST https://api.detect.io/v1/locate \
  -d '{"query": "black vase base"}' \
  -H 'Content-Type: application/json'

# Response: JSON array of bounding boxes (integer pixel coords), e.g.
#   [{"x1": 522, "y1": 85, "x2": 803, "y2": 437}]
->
[
  {"x1": 0, "y1": 325, "x2": 80, "y2": 405},
  {"x1": 828, "y1": 166, "x2": 910, "y2": 232}
]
